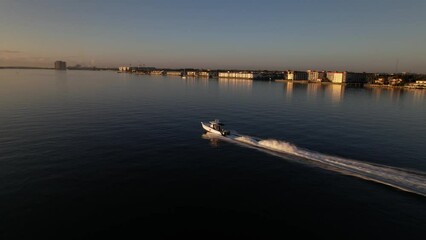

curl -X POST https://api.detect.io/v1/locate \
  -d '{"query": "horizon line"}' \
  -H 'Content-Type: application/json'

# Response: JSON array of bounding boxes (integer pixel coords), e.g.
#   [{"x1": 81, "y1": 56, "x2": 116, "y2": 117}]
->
[{"x1": 1, "y1": 65, "x2": 425, "y2": 75}]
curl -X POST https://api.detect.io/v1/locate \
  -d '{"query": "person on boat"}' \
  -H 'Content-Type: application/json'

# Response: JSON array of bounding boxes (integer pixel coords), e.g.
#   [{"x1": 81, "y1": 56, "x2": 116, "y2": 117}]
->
[{"x1": 213, "y1": 123, "x2": 221, "y2": 131}]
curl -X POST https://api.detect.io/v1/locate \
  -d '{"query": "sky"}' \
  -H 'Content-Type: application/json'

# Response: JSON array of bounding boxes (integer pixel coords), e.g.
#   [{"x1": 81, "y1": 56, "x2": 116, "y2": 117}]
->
[{"x1": 0, "y1": 0, "x2": 425, "y2": 72}]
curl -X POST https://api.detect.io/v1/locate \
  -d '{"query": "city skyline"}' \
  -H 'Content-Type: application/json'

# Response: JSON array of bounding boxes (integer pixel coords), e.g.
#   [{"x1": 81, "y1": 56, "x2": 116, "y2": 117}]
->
[{"x1": 1, "y1": 0, "x2": 425, "y2": 73}]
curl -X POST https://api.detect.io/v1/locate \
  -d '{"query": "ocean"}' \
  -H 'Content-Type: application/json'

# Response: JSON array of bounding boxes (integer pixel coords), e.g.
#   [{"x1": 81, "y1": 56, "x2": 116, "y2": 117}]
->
[{"x1": 0, "y1": 69, "x2": 425, "y2": 239}]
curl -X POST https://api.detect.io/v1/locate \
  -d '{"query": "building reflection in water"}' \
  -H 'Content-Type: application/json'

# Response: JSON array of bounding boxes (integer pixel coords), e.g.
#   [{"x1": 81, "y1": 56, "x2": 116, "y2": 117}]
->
[
  {"x1": 370, "y1": 87, "x2": 402, "y2": 103},
  {"x1": 197, "y1": 77, "x2": 210, "y2": 88},
  {"x1": 285, "y1": 81, "x2": 293, "y2": 99},
  {"x1": 370, "y1": 87, "x2": 382, "y2": 102},
  {"x1": 307, "y1": 82, "x2": 321, "y2": 100},
  {"x1": 182, "y1": 76, "x2": 197, "y2": 86},
  {"x1": 370, "y1": 86, "x2": 425, "y2": 104},
  {"x1": 412, "y1": 89, "x2": 425, "y2": 103},
  {"x1": 325, "y1": 84, "x2": 345, "y2": 103},
  {"x1": 54, "y1": 70, "x2": 68, "y2": 95},
  {"x1": 218, "y1": 78, "x2": 253, "y2": 92},
  {"x1": 182, "y1": 76, "x2": 209, "y2": 88},
  {"x1": 389, "y1": 88, "x2": 403, "y2": 102}
]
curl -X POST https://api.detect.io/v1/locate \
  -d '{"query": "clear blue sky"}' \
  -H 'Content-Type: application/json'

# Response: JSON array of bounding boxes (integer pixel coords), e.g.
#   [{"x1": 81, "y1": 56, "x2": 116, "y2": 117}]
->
[{"x1": 0, "y1": 0, "x2": 425, "y2": 72}]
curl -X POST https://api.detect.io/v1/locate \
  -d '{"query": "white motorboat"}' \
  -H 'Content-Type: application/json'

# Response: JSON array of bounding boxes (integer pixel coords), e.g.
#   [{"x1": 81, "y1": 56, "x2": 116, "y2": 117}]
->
[{"x1": 201, "y1": 119, "x2": 230, "y2": 136}]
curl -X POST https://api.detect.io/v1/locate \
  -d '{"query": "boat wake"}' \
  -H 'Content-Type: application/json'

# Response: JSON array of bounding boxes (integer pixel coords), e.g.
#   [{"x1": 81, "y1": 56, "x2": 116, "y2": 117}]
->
[{"x1": 203, "y1": 132, "x2": 426, "y2": 197}]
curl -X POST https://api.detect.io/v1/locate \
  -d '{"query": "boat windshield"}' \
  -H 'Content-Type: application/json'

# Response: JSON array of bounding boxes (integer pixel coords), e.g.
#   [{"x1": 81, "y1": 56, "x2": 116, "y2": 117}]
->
[{"x1": 211, "y1": 123, "x2": 221, "y2": 131}]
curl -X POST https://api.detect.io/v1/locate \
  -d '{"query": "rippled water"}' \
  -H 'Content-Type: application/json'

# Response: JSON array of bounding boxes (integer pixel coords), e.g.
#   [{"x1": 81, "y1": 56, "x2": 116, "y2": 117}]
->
[{"x1": 0, "y1": 69, "x2": 425, "y2": 239}]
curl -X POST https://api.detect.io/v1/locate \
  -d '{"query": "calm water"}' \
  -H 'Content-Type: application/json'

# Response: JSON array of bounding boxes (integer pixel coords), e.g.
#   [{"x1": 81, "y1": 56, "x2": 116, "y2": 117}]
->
[{"x1": 0, "y1": 69, "x2": 425, "y2": 239}]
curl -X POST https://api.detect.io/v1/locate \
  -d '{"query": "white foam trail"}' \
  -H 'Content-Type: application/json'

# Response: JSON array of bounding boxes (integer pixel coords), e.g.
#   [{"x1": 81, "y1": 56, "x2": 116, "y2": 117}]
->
[
  {"x1": 258, "y1": 139, "x2": 298, "y2": 153},
  {"x1": 204, "y1": 132, "x2": 426, "y2": 197},
  {"x1": 234, "y1": 136, "x2": 258, "y2": 145}
]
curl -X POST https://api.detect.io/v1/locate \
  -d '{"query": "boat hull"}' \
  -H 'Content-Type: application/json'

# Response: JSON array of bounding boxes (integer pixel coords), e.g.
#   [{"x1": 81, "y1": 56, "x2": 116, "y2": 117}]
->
[{"x1": 201, "y1": 122, "x2": 223, "y2": 135}]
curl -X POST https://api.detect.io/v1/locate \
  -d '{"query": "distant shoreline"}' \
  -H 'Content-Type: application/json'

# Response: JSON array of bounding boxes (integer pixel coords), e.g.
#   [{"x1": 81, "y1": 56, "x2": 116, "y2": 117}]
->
[
  {"x1": 1, "y1": 67, "x2": 424, "y2": 90},
  {"x1": 0, "y1": 66, "x2": 53, "y2": 70},
  {"x1": 0, "y1": 66, "x2": 118, "y2": 71}
]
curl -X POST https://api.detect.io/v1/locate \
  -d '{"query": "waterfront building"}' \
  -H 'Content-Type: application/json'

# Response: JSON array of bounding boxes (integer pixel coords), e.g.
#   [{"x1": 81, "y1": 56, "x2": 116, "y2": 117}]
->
[
  {"x1": 408, "y1": 80, "x2": 426, "y2": 89},
  {"x1": 199, "y1": 71, "x2": 218, "y2": 78},
  {"x1": 287, "y1": 70, "x2": 308, "y2": 80},
  {"x1": 199, "y1": 71, "x2": 209, "y2": 78},
  {"x1": 218, "y1": 71, "x2": 280, "y2": 80},
  {"x1": 374, "y1": 77, "x2": 387, "y2": 84},
  {"x1": 307, "y1": 70, "x2": 326, "y2": 82},
  {"x1": 389, "y1": 78, "x2": 404, "y2": 86},
  {"x1": 54, "y1": 61, "x2": 66, "y2": 70},
  {"x1": 326, "y1": 71, "x2": 366, "y2": 84},
  {"x1": 348, "y1": 72, "x2": 367, "y2": 83},
  {"x1": 119, "y1": 66, "x2": 130, "y2": 72},
  {"x1": 186, "y1": 71, "x2": 197, "y2": 77},
  {"x1": 131, "y1": 66, "x2": 156, "y2": 72},
  {"x1": 119, "y1": 66, "x2": 155, "y2": 72},
  {"x1": 150, "y1": 70, "x2": 164, "y2": 75},
  {"x1": 218, "y1": 71, "x2": 261, "y2": 79},
  {"x1": 166, "y1": 71, "x2": 183, "y2": 76},
  {"x1": 326, "y1": 72, "x2": 344, "y2": 83}
]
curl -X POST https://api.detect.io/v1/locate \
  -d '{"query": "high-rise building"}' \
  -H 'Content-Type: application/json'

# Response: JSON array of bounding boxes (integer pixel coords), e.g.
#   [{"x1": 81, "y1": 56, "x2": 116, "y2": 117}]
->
[
  {"x1": 326, "y1": 71, "x2": 366, "y2": 83},
  {"x1": 286, "y1": 70, "x2": 308, "y2": 80},
  {"x1": 307, "y1": 70, "x2": 326, "y2": 82},
  {"x1": 54, "y1": 61, "x2": 67, "y2": 70}
]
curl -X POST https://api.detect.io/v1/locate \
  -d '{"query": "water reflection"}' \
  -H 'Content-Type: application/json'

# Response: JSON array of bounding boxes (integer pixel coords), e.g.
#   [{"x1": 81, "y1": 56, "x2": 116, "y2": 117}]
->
[
  {"x1": 286, "y1": 81, "x2": 293, "y2": 99},
  {"x1": 283, "y1": 82, "x2": 346, "y2": 103},
  {"x1": 182, "y1": 77, "x2": 210, "y2": 88},
  {"x1": 218, "y1": 78, "x2": 252, "y2": 92},
  {"x1": 369, "y1": 86, "x2": 425, "y2": 104},
  {"x1": 325, "y1": 84, "x2": 345, "y2": 103},
  {"x1": 307, "y1": 83, "x2": 321, "y2": 100},
  {"x1": 201, "y1": 133, "x2": 220, "y2": 147},
  {"x1": 182, "y1": 76, "x2": 197, "y2": 86},
  {"x1": 197, "y1": 77, "x2": 210, "y2": 88},
  {"x1": 412, "y1": 89, "x2": 425, "y2": 103},
  {"x1": 389, "y1": 88, "x2": 403, "y2": 102},
  {"x1": 54, "y1": 70, "x2": 68, "y2": 94},
  {"x1": 370, "y1": 88, "x2": 382, "y2": 102}
]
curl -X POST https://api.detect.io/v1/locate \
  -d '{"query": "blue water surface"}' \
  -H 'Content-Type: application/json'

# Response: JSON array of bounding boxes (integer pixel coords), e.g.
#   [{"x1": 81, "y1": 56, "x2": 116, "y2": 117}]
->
[{"x1": 0, "y1": 69, "x2": 425, "y2": 239}]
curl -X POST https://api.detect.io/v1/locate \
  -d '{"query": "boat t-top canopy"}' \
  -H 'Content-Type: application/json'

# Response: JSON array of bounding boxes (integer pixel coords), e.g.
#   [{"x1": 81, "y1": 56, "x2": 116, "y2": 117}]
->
[{"x1": 209, "y1": 119, "x2": 224, "y2": 126}]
